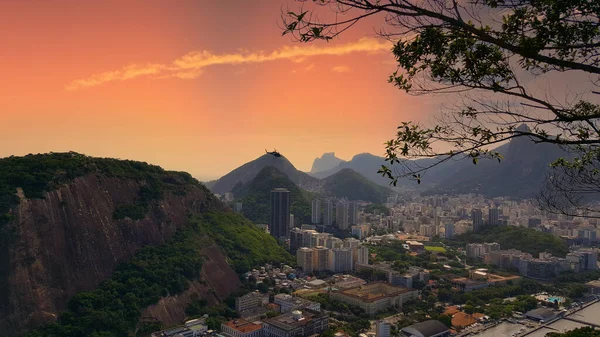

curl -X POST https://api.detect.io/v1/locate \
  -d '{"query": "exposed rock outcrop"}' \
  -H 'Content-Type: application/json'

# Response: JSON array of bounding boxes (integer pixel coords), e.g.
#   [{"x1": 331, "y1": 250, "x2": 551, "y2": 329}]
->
[{"x1": 1, "y1": 173, "x2": 226, "y2": 336}]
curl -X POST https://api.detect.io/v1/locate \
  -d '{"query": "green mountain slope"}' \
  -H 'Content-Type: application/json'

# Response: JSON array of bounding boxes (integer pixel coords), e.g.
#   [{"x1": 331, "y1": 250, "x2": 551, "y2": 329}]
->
[
  {"x1": 0, "y1": 152, "x2": 293, "y2": 336},
  {"x1": 24, "y1": 212, "x2": 292, "y2": 337},
  {"x1": 322, "y1": 168, "x2": 391, "y2": 203},
  {"x1": 449, "y1": 226, "x2": 569, "y2": 257},
  {"x1": 233, "y1": 166, "x2": 312, "y2": 224},
  {"x1": 0, "y1": 152, "x2": 202, "y2": 225}
]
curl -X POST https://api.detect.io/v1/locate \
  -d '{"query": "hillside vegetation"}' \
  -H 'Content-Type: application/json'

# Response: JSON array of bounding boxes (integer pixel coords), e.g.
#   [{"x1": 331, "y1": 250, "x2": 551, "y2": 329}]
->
[
  {"x1": 192, "y1": 212, "x2": 294, "y2": 273},
  {"x1": 233, "y1": 166, "x2": 312, "y2": 224},
  {"x1": 450, "y1": 226, "x2": 569, "y2": 257},
  {"x1": 23, "y1": 212, "x2": 291, "y2": 337},
  {"x1": 322, "y1": 169, "x2": 391, "y2": 203},
  {"x1": 0, "y1": 152, "x2": 202, "y2": 226},
  {"x1": 0, "y1": 152, "x2": 209, "y2": 328}
]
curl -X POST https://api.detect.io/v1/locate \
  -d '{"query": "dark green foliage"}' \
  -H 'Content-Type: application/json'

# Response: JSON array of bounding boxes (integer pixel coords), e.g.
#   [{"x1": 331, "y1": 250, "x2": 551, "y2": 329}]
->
[
  {"x1": 437, "y1": 314, "x2": 452, "y2": 327},
  {"x1": 308, "y1": 293, "x2": 364, "y2": 317},
  {"x1": 233, "y1": 166, "x2": 312, "y2": 224},
  {"x1": 437, "y1": 278, "x2": 544, "y2": 306},
  {"x1": 23, "y1": 219, "x2": 211, "y2": 337},
  {"x1": 191, "y1": 212, "x2": 294, "y2": 273},
  {"x1": 367, "y1": 242, "x2": 406, "y2": 263},
  {"x1": 364, "y1": 203, "x2": 390, "y2": 216},
  {"x1": 0, "y1": 152, "x2": 212, "y2": 312},
  {"x1": 113, "y1": 204, "x2": 147, "y2": 220},
  {"x1": 186, "y1": 298, "x2": 238, "y2": 330},
  {"x1": 450, "y1": 226, "x2": 569, "y2": 257},
  {"x1": 322, "y1": 169, "x2": 391, "y2": 203},
  {"x1": 547, "y1": 327, "x2": 600, "y2": 337},
  {"x1": 23, "y1": 211, "x2": 289, "y2": 337},
  {"x1": 136, "y1": 322, "x2": 162, "y2": 337}
]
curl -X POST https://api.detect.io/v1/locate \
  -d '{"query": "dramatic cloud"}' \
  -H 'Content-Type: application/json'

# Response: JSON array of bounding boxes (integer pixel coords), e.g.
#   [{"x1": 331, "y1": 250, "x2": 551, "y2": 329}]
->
[
  {"x1": 66, "y1": 37, "x2": 392, "y2": 90},
  {"x1": 331, "y1": 65, "x2": 350, "y2": 73}
]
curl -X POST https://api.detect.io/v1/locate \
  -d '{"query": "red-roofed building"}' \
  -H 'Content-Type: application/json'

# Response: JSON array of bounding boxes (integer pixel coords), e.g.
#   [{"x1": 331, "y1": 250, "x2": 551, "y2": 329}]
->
[{"x1": 221, "y1": 319, "x2": 263, "y2": 337}]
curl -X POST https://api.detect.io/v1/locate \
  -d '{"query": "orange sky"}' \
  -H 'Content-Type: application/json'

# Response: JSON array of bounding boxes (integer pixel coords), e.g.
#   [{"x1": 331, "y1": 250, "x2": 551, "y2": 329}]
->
[{"x1": 0, "y1": 0, "x2": 437, "y2": 180}]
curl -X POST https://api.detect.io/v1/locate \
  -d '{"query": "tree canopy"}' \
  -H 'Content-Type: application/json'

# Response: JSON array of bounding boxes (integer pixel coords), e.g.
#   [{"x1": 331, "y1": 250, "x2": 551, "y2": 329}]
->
[{"x1": 282, "y1": 0, "x2": 600, "y2": 216}]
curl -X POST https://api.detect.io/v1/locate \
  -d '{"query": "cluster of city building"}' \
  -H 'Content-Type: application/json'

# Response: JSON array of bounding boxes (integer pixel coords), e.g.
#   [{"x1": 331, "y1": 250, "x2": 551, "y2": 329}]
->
[
  {"x1": 386, "y1": 194, "x2": 600, "y2": 244},
  {"x1": 291, "y1": 228, "x2": 369, "y2": 273},
  {"x1": 466, "y1": 242, "x2": 598, "y2": 280}
]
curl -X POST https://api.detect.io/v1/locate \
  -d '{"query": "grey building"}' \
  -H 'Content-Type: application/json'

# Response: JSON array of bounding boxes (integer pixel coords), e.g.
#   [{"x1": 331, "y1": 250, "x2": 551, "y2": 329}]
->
[
  {"x1": 471, "y1": 209, "x2": 484, "y2": 232},
  {"x1": 271, "y1": 188, "x2": 291, "y2": 241},
  {"x1": 401, "y1": 320, "x2": 450, "y2": 337}
]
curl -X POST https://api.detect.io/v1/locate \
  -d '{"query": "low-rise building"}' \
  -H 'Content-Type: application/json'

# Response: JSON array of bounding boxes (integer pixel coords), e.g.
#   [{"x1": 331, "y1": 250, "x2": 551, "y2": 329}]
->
[
  {"x1": 524, "y1": 308, "x2": 559, "y2": 323},
  {"x1": 585, "y1": 279, "x2": 600, "y2": 295},
  {"x1": 404, "y1": 241, "x2": 425, "y2": 253},
  {"x1": 236, "y1": 292, "x2": 269, "y2": 312},
  {"x1": 221, "y1": 319, "x2": 263, "y2": 337},
  {"x1": 331, "y1": 282, "x2": 418, "y2": 315},
  {"x1": 262, "y1": 309, "x2": 329, "y2": 337},
  {"x1": 401, "y1": 320, "x2": 450, "y2": 337},
  {"x1": 274, "y1": 294, "x2": 320, "y2": 313},
  {"x1": 152, "y1": 319, "x2": 207, "y2": 337}
]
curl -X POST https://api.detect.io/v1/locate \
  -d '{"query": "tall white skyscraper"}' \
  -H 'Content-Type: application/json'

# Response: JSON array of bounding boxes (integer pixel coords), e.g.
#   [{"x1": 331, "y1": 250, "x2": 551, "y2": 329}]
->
[{"x1": 311, "y1": 199, "x2": 321, "y2": 224}]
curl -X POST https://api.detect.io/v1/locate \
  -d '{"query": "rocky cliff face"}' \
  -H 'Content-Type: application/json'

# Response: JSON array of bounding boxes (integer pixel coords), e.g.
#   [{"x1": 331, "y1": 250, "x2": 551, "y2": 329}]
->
[
  {"x1": 0, "y1": 173, "x2": 228, "y2": 336},
  {"x1": 141, "y1": 245, "x2": 242, "y2": 327}
]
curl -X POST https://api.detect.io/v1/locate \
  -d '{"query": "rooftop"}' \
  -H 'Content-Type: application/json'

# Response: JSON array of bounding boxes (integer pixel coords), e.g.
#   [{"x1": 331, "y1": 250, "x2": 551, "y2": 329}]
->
[
  {"x1": 525, "y1": 308, "x2": 557, "y2": 320},
  {"x1": 402, "y1": 320, "x2": 450, "y2": 337},
  {"x1": 263, "y1": 310, "x2": 322, "y2": 331},
  {"x1": 335, "y1": 282, "x2": 414, "y2": 302},
  {"x1": 224, "y1": 319, "x2": 262, "y2": 333},
  {"x1": 586, "y1": 280, "x2": 600, "y2": 288}
]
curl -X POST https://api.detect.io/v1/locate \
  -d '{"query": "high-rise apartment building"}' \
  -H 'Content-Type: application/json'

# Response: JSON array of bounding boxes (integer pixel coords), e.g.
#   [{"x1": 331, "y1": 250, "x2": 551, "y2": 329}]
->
[
  {"x1": 328, "y1": 248, "x2": 353, "y2": 273},
  {"x1": 290, "y1": 228, "x2": 304, "y2": 252},
  {"x1": 311, "y1": 199, "x2": 321, "y2": 224},
  {"x1": 349, "y1": 201, "x2": 359, "y2": 225},
  {"x1": 312, "y1": 246, "x2": 330, "y2": 272},
  {"x1": 323, "y1": 200, "x2": 333, "y2": 226},
  {"x1": 488, "y1": 208, "x2": 499, "y2": 226},
  {"x1": 358, "y1": 246, "x2": 369, "y2": 265},
  {"x1": 270, "y1": 188, "x2": 291, "y2": 241},
  {"x1": 297, "y1": 247, "x2": 314, "y2": 273},
  {"x1": 336, "y1": 201, "x2": 349, "y2": 230},
  {"x1": 471, "y1": 209, "x2": 484, "y2": 232},
  {"x1": 445, "y1": 223, "x2": 454, "y2": 239}
]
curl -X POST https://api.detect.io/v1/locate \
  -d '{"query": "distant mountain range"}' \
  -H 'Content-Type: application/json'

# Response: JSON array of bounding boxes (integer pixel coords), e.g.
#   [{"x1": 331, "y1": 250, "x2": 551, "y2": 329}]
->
[
  {"x1": 208, "y1": 152, "x2": 393, "y2": 203},
  {"x1": 309, "y1": 153, "x2": 393, "y2": 186},
  {"x1": 429, "y1": 127, "x2": 566, "y2": 198},
  {"x1": 310, "y1": 152, "x2": 345, "y2": 174},
  {"x1": 322, "y1": 168, "x2": 391, "y2": 203},
  {"x1": 208, "y1": 125, "x2": 567, "y2": 199}
]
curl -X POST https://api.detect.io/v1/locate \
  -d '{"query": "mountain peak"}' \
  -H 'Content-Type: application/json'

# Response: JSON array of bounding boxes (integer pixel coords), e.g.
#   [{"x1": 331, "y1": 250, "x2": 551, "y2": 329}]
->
[
  {"x1": 210, "y1": 152, "x2": 319, "y2": 194},
  {"x1": 310, "y1": 152, "x2": 345, "y2": 174}
]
